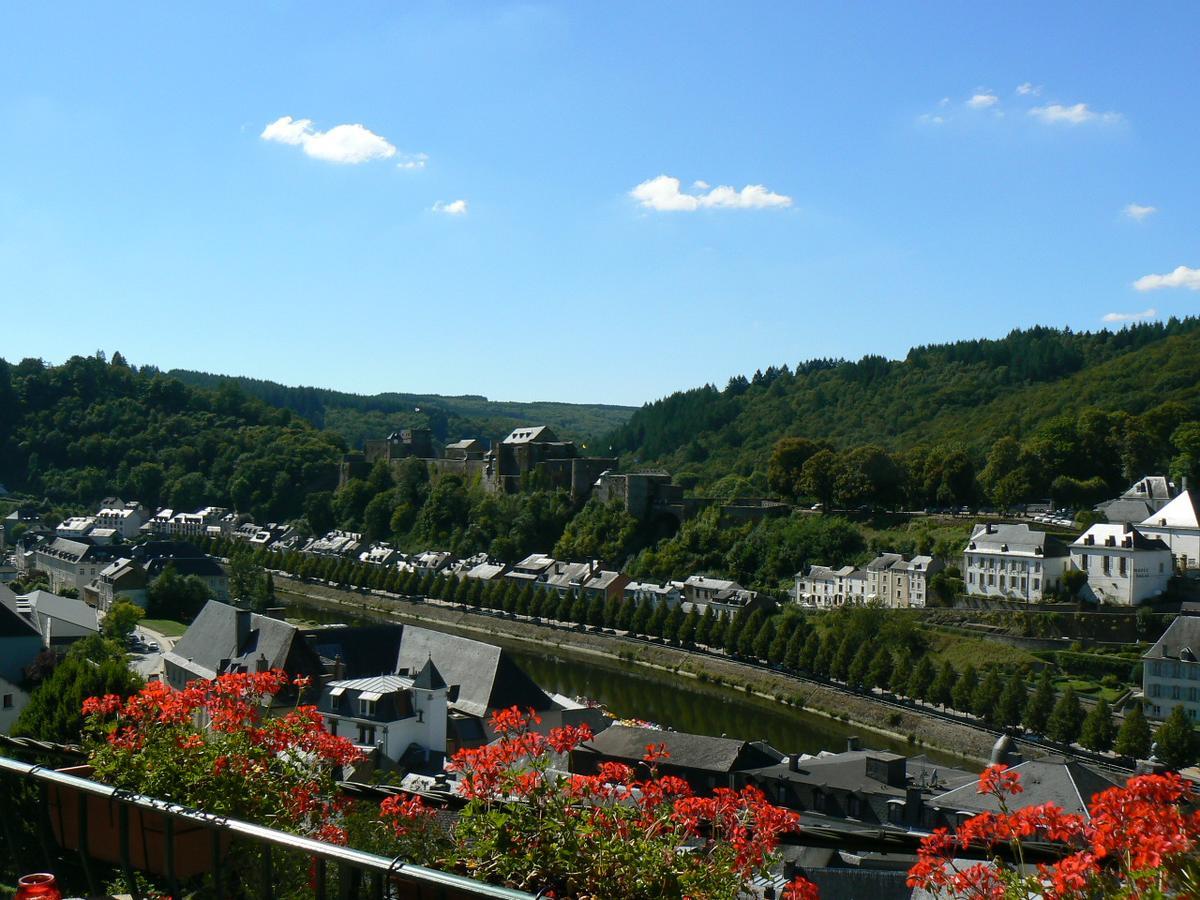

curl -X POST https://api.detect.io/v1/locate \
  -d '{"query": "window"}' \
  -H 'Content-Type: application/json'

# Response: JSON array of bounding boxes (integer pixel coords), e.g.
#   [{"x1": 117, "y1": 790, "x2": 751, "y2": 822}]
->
[
  {"x1": 847, "y1": 795, "x2": 861, "y2": 819},
  {"x1": 988, "y1": 573, "x2": 995, "y2": 586},
  {"x1": 357, "y1": 724, "x2": 376, "y2": 745},
  {"x1": 1119, "y1": 557, "x2": 1127, "y2": 577},
  {"x1": 968, "y1": 572, "x2": 975, "y2": 584},
  {"x1": 1033, "y1": 578, "x2": 1040, "y2": 591},
  {"x1": 2, "y1": 694, "x2": 12, "y2": 709},
  {"x1": 1151, "y1": 684, "x2": 1161, "y2": 698},
  {"x1": 1172, "y1": 685, "x2": 1181, "y2": 700},
  {"x1": 1102, "y1": 556, "x2": 1110, "y2": 575},
  {"x1": 359, "y1": 698, "x2": 376, "y2": 717},
  {"x1": 327, "y1": 718, "x2": 338, "y2": 736},
  {"x1": 1080, "y1": 553, "x2": 1089, "y2": 571},
  {"x1": 812, "y1": 789, "x2": 826, "y2": 813}
]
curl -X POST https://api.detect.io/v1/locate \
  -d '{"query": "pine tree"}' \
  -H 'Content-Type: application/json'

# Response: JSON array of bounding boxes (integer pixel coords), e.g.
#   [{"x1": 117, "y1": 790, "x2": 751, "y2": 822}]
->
[
  {"x1": 931, "y1": 660, "x2": 957, "y2": 709},
  {"x1": 972, "y1": 669, "x2": 1004, "y2": 723},
  {"x1": 907, "y1": 655, "x2": 936, "y2": 702},
  {"x1": 1114, "y1": 702, "x2": 1152, "y2": 760},
  {"x1": 783, "y1": 627, "x2": 805, "y2": 670},
  {"x1": 1047, "y1": 687, "x2": 1085, "y2": 745},
  {"x1": 997, "y1": 672, "x2": 1027, "y2": 729},
  {"x1": 1154, "y1": 705, "x2": 1200, "y2": 769},
  {"x1": 814, "y1": 632, "x2": 837, "y2": 677},
  {"x1": 679, "y1": 607, "x2": 699, "y2": 646},
  {"x1": 867, "y1": 646, "x2": 893, "y2": 691},
  {"x1": 603, "y1": 598, "x2": 621, "y2": 629},
  {"x1": 616, "y1": 598, "x2": 635, "y2": 632},
  {"x1": 587, "y1": 597, "x2": 606, "y2": 629},
  {"x1": 888, "y1": 647, "x2": 911, "y2": 695},
  {"x1": 570, "y1": 595, "x2": 588, "y2": 626},
  {"x1": 663, "y1": 605, "x2": 685, "y2": 642},
  {"x1": 648, "y1": 602, "x2": 669, "y2": 638},
  {"x1": 745, "y1": 614, "x2": 771, "y2": 660},
  {"x1": 694, "y1": 606, "x2": 712, "y2": 646},
  {"x1": 847, "y1": 644, "x2": 872, "y2": 691},
  {"x1": 1025, "y1": 669, "x2": 1056, "y2": 735},
  {"x1": 631, "y1": 600, "x2": 652, "y2": 636},
  {"x1": 1080, "y1": 699, "x2": 1116, "y2": 753},
  {"x1": 515, "y1": 587, "x2": 531, "y2": 618},
  {"x1": 799, "y1": 631, "x2": 822, "y2": 673},
  {"x1": 831, "y1": 635, "x2": 856, "y2": 682},
  {"x1": 707, "y1": 614, "x2": 727, "y2": 649},
  {"x1": 767, "y1": 622, "x2": 790, "y2": 665},
  {"x1": 952, "y1": 665, "x2": 979, "y2": 714}
]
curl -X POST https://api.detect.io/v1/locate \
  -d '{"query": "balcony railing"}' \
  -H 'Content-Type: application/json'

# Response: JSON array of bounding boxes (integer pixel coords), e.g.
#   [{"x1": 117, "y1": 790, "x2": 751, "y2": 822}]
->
[{"x1": 0, "y1": 754, "x2": 533, "y2": 899}]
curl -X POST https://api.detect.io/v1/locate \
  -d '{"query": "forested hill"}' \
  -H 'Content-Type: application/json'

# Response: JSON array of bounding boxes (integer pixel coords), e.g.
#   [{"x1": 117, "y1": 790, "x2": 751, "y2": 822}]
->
[
  {"x1": 609, "y1": 318, "x2": 1200, "y2": 494},
  {"x1": 168, "y1": 369, "x2": 635, "y2": 450},
  {"x1": 0, "y1": 354, "x2": 345, "y2": 522}
]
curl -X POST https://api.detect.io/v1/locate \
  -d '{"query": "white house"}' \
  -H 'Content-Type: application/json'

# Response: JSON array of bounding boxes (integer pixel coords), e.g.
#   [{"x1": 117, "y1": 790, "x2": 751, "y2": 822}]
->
[
  {"x1": 962, "y1": 523, "x2": 1068, "y2": 602},
  {"x1": 56, "y1": 517, "x2": 96, "y2": 539},
  {"x1": 794, "y1": 565, "x2": 864, "y2": 608},
  {"x1": 1138, "y1": 490, "x2": 1200, "y2": 572},
  {"x1": 1142, "y1": 617, "x2": 1200, "y2": 722},
  {"x1": 624, "y1": 581, "x2": 683, "y2": 609},
  {"x1": 864, "y1": 553, "x2": 903, "y2": 604},
  {"x1": 890, "y1": 556, "x2": 943, "y2": 608},
  {"x1": 17, "y1": 590, "x2": 100, "y2": 646},
  {"x1": 94, "y1": 503, "x2": 149, "y2": 539},
  {"x1": 1096, "y1": 475, "x2": 1177, "y2": 525},
  {"x1": 317, "y1": 658, "x2": 449, "y2": 768},
  {"x1": 1070, "y1": 523, "x2": 1173, "y2": 606}
]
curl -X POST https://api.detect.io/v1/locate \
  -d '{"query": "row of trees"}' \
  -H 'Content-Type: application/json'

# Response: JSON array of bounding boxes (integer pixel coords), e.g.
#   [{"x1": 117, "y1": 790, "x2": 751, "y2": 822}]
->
[{"x1": 205, "y1": 534, "x2": 1197, "y2": 769}]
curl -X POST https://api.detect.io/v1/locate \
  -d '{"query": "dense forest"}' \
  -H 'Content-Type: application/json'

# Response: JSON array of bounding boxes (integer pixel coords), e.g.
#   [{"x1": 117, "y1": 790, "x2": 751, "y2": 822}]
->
[
  {"x1": 608, "y1": 318, "x2": 1200, "y2": 507},
  {"x1": 0, "y1": 353, "x2": 345, "y2": 523},
  {"x1": 168, "y1": 369, "x2": 634, "y2": 450}
]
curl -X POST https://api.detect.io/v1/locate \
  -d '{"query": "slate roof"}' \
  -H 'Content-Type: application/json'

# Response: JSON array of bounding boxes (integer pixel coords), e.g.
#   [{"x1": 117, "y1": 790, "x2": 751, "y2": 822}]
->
[
  {"x1": 20, "y1": 590, "x2": 100, "y2": 633},
  {"x1": 0, "y1": 585, "x2": 42, "y2": 639},
  {"x1": 167, "y1": 600, "x2": 322, "y2": 685},
  {"x1": 395, "y1": 627, "x2": 553, "y2": 718},
  {"x1": 412, "y1": 656, "x2": 447, "y2": 690},
  {"x1": 502, "y1": 426, "x2": 557, "y2": 444},
  {"x1": 1145, "y1": 616, "x2": 1200, "y2": 661},
  {"x1": 1122, "y1": 476, "x2": 1176, "y2": 502},
  {"x1": 965, "y1": 523, "x2": 1068, "y2": 557},
  {"x1": 1098, "y1": 498, "x2": 1158, "y2": 525},
  {"x1": 302, "y1": 624, "x2": 405, "y2": 679},
  {"x1": 1072, "y1": 524, "x2": 1171, "y2": 553},
  {"x1": 866, "y1": 553, "x2": 903, "y2": 571},
  {"x1": 579, "y1": 724, "x2": 783, "y2": 773},
  {"x1": 930, "y1": 758, "x2": 1121, "y2": 819}
]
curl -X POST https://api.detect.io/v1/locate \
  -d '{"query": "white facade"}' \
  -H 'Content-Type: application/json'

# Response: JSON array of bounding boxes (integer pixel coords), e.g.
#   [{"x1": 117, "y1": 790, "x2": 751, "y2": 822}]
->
[
  {"x1": 94, "y1": 504, "x2": 148, "y2": 539},
  {"x1": 320, "y1": 669, "x2": 448, "y2": 766},
  {"x1": 795, "y1": 565, "x2": 864, "y2": 608},
  {"x1": 962, "y1": 523, "x2": 1068, "y2": 603},
  {"x1": 1138, "y1": 491, "x2": 1200, "y2": 572},
  {"x1": 624, "y1": 581, "x2": 683, "y2": 608},
  {"x1": 1070, "y1": 524, "x2": 1172, "y2": 606},
  {"x1": 890, "y1": 556, "x2": 942, "y2": 608},
  {"x1": 56, "y1": 517, "x2": 96, "y2": 539},
  {"x1": 1143, "y1": 617, "x2": 1200, "y2": 722}
]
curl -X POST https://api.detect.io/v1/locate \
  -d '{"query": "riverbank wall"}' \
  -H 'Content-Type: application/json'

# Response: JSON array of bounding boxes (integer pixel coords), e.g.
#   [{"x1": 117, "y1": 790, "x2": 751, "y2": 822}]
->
[{"x1": 277, "y1": 581, "x2": 1003, "y2": 766}]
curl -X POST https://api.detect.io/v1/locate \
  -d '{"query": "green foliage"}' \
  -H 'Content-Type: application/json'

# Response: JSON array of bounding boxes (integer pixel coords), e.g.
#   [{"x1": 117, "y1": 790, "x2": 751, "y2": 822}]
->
[
  {"x1": 553, "y1": 499, "x2": 646, "y2": 566},
  {"x1": 146, "y1": 564, "x2": 213, "y2": 623},
  {"x1": 1047, "y1": 687, "x2": 1085, "y2": 745},
  {"x1": 1154, "y1": 705, "x2": 1200, "y2": 769},
  {"x1": 1, "y1": 354, "x2": 344, "y2": 519},
  {"x1": 997, "y1": 671, "x2": 1027, "y2": 728},
  {"x1": 1079, "y1": 699, "x2": 1116, "y2": 752},
  {"x1": 607, "y1": 320, "x2": 1200, "y2": 502},
  {"x1": 13, "y1": 636, "x2": 143, "y2": 743},
  {"x1": 1025, "y1": 669, "x2": 1056, "y2": 734},
  {"x1": 101, "y1": 600, "x2": 144, "y2": 639},
  {"x1": 1114, "y1": 703, "x2": 1152, "y2": 760}
]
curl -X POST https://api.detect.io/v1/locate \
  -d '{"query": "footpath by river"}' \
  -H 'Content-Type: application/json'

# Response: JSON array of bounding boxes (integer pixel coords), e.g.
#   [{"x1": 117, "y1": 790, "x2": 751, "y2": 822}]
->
[{"x1": 277, "y1": 582, "x2": 995, "y2": 769}]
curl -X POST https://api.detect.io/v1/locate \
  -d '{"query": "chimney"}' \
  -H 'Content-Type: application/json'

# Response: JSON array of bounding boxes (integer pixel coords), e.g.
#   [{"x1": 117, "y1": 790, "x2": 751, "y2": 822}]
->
[
  {"x1": 788, "y1": 754, "x2": 801, "y2": 773},
  {"x1": 235, "y1": 608, "x2": 252, "y2": 649},
  {"x1": 332, "y1": 653, "x2": 345, "y2": 680},
  {"x1": 1124, "y1": 522, "x2": 1133, "y2": 534},
  {"x1": 985, "y1": 523, "x2": 995, "y2": 534},
  {"x1": 847, "y1": 736, "x2": 862, "y2": 752},
  {"x1": 905, "y1": 786, "x2": 924, "y2": 823}
]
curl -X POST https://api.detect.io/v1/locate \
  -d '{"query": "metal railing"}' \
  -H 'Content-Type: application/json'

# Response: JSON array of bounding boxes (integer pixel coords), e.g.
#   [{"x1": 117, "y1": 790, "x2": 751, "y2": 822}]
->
[{"x1": 0, "y1": 755, "x2": 533, "y2": 900}]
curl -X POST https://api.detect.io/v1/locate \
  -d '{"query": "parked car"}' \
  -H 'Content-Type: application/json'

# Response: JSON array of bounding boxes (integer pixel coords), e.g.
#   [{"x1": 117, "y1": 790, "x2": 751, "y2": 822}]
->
[{"x1": 146, "y1": 641, "x2": 160, "y2": 652}]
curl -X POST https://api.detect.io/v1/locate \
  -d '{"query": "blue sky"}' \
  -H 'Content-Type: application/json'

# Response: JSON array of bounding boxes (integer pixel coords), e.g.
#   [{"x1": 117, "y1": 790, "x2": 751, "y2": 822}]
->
[{"x1": 2, "y1": 3, "x2": 1198, "y2": 406}]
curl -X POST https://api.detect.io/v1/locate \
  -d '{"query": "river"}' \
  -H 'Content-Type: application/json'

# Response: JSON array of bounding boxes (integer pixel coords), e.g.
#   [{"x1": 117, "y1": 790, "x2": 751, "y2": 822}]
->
[{"x1": 286, "y1": 598, "x2": 972, "y2": 768}]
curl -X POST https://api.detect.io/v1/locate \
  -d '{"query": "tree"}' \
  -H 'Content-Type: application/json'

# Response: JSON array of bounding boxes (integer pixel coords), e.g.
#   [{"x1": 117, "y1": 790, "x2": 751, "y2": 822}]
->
[
  {"x1": 1154, "y1": 705, "x2": 1200, "y2": 770},
  {"x1": 799, "y1": 631, "x2": 822, "y2": 673},
  {"x1": 952, "y1": 665, "x2": 979, "y2": 714},
  {"x1": 888, "y1": 647, "x2": 911, "y2": 695},
  {"x1": 931, "y1": 661, "x2": 957, "y2": 709},
  {"x1": 13, "y1": 636, "x2": 143, "y2": 742},
  {"x1": 1080, "y1": 699, "x2": 1116, "y2": 753},
  {"x1": 972, "y1": 669, "x2": 1003, "y2": 723},
  {"x1": 831, "y1": 635, "x2": 856, "y2": 682},
  {"x1": 678, "y1": 607, "x2": 699, "y2": 646},
  {"x1": 146, "y1": 564, "x2": 212, "y2": 623},
  {"x1": 1114, "y1": 702, "x2": 1153, "y2": 760},
  {"x1": 767, "y1": 437, "x2": 826, "y2": 500},
  {"x1": 867, "y1": 646, "x2": 893, "y2": 691},
  {"x1": 847, "y1": 644, "x2": 872, "y2": 690},
  {"x1": 102, "y1": 600, "x2": 144, "y2": 639},
  {"x1": 907, "y1": 655, "x2": 936, "y2": 702},
  {"x1": 997, "y1": 672, "x2": 1027, "y2": 729},
  {"x1": 798, "y1": 450, "x2": 841, "y2": 511},
  {"x1": 1047, "y1": 687, "x2": 1085, "y2": 745},
  {"x1": 228, "y1": 553, "x2": 264, "y2": 605},
  {"x1": 1025, "y1": 669, "x2": 1056, "y2": 734}
]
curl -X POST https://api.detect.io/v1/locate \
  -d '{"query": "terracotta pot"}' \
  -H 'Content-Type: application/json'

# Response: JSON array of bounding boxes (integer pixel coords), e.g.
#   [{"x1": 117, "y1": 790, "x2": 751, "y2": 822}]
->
[{"x1": 47, "y1": 766, "x2": 225, "y2": 879}]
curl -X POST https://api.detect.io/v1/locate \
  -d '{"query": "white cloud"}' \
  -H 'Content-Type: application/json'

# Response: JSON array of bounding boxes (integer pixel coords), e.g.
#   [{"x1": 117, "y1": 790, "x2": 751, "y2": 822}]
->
[
  {"x1": 1103, "y1": 307, "x2": 1158, "y2": 323},
  {"x1": 1124, "y1": 203, "x2": 1157, "y2": 222},
  {"x1": 692, "y1": 179, "x2": 710, "y2": 190},
  {"x1": 1016, "y1": 82, "x2": 1042, "y2": 96},
  {"x1": 917, "y1": 113, "x2": 946, "y2": 125},
  {"x1": 260, "y1": 116, "x2": 399, "y2": 164},
  {"x1": 432, "y1": 199, "x2": 468, "y2": 215},
  {"x1": 630, "y1": 175, "x2": 792, "y2": 211},
  {"x1": 939, "y1": 97, "x2": 950, "y2": 107},
  {"x1": 1133, "y1": 265, "x2": 1200, "y2": 292},
  {"x1": 967, "y1": 92, "x2": 998, "y2": 109},
  {"x1": 1028, "y1": 103, "x2": 1121, "y2": 125},
  {"x1": 396, "y1": 153, "x2": 429, "y2": 170}
]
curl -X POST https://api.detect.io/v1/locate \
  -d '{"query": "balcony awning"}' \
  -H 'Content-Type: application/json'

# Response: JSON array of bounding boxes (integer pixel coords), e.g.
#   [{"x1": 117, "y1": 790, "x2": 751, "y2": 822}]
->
[
  {"x1": 329, "y1": 686, "x2": 345, "y2": 697},
  {"x1": 358, "y1": 691, "x2": 383, "y2": 702}
]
